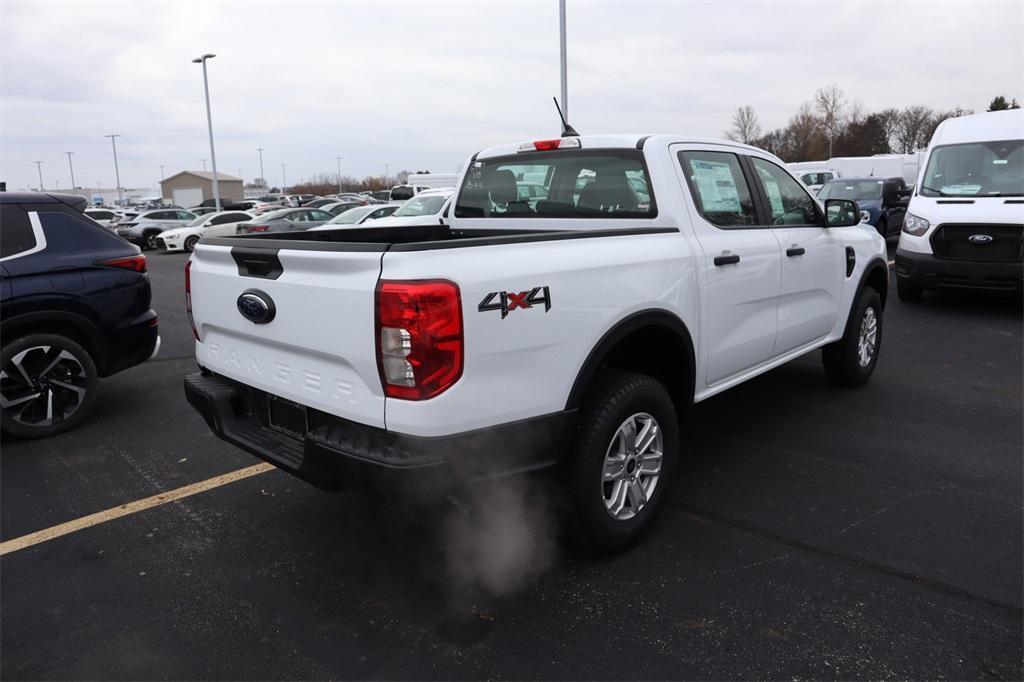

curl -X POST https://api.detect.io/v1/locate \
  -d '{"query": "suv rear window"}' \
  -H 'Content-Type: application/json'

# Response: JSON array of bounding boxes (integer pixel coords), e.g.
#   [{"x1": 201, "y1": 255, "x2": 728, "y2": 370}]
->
[
  {"x1": 0, "y1": 205, "x2": 37, "y2": 259},
  {"x1": 455, "y1": 150, "x2": 656, "y2": 219}
]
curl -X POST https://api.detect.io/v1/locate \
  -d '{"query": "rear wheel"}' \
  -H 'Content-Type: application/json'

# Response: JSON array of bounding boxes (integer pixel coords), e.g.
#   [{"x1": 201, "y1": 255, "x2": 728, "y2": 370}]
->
[
  {"x1": 143, "y1": 231, "x2": 160, "y2": 251},
  {"x1": 184, "y1": 235, "x2": 199, "y2": 252},
  {"x1": 896, "y1": 277, "x2": 923, "y2": 302},
  {"x1": 822, "y1": 286, "x2": 882, "y2": 387},
  {"x1": 1, "y1": 333, "x2": 99, "y2": 438},
  {"x1": 566, "y1": 369, "x2": 679, "y2": 551}
]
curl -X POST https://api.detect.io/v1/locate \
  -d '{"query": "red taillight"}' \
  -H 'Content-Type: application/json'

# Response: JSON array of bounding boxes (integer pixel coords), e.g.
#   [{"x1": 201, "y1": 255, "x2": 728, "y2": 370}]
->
[
  {"x1": 520, "y1": 137, "x2": 581, "y2": 152},
  {"x1": 248, "y1": 225, "x2": 270, "y2": 233},
  {"x1": 98, "y1": 254, "x2": 147, "y2": 272},
  {"x1": 533, "y1": 139, "x2": 561, "y2": 151},
  {"x1": 375, "y1": 280, "x2": 463, "y2": 400},
  {"x1": 185, "y1": 258, "x2": 199, "y2": 341}
]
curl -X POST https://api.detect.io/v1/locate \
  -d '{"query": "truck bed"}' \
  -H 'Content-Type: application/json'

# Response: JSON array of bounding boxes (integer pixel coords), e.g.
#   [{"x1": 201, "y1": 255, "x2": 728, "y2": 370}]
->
[{"x1": 201, "y1": 224, "x2": 676, "y2": 253}]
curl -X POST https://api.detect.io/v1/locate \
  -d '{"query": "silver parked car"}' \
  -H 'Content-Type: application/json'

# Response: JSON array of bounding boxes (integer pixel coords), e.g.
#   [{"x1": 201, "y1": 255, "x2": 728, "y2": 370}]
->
[
  {"x1": 116, "y1": 208, "x2": 198, "y2": 249},
  {"x1": 234, "y1": 208, "x2": 334, "y2": 234}
]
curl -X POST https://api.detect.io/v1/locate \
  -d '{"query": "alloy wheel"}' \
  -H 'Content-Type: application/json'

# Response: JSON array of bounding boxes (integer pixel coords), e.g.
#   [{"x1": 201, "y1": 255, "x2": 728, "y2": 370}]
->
[
  {"x1": 0, "y1": 346, "x2": 89, "y2": 428},
  {"x1": 601, "y1": 412, "x2": 663, "y2": 521},
  {"x1": 858, "y1": 307, "x2": 878, "y2": 367}
]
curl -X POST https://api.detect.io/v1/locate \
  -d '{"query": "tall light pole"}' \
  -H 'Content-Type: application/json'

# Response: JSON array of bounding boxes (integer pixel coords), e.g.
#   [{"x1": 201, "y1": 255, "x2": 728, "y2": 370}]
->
[
  {"x1": 34, "y1": 161, "x2": 43, "y2": 191},
  {"x1": 105, "y1": 134, "x2": 123, "y2": 205},
  {"x1": 160, "y1": 164, "x2": 165, "y2": 180},
  {"x1": 559, "y1": 0, "x2": 568, "y2": 121},
  {"x1": 65, "y1": 152, "x2": 76, "y2": 189},
  {"x1": 192, "y1": 53, "x2": 221, "y2": 211},
  {"x1": 257, "y1": 147, "x2": 265, "y2": 189},
  {"x1": 281, "y1": 163, "x2": 286, "y2": 192},
  {"x1": 201, "y1": 159, "x2": 207, "y2": 171},
  {"x1": 335, "y1": 156, "x2": 343, "y2": 193}
]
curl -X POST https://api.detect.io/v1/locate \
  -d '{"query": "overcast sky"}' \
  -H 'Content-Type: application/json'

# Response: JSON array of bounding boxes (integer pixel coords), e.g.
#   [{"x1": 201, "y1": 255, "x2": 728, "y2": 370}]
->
[{"x1": 1, "y1": 0, "x2": 1021, "y2": 192}]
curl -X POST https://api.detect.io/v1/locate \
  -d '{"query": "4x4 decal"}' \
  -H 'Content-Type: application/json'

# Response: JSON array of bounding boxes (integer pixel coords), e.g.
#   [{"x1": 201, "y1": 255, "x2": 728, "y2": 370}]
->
[{"x1": 478, "y1": 286, "x2": 551, "y2": 319}]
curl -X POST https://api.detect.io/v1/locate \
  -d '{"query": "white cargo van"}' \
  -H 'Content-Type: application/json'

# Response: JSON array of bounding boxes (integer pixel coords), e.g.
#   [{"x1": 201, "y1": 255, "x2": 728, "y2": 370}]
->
[{"x1": 894, "y1": 110, "x2": 1023, "y2": 300}]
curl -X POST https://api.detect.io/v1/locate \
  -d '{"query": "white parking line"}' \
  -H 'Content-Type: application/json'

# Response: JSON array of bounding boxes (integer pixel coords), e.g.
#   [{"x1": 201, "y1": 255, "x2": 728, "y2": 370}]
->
[{"x1": 0, "y1": 462, "x2": 274, "y2": 557}]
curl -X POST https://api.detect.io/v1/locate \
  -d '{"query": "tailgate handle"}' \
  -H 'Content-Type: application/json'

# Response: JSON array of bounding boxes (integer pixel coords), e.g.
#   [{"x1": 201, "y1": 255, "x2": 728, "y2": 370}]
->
[{"x1": 231, "y1": 248, "x2": 283, "y2": 280}]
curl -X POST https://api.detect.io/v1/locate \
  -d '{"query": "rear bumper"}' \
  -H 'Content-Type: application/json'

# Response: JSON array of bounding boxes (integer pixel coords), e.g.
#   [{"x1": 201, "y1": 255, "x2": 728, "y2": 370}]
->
[
  {"x1": 894, "y1": 248, "x2": 1022, "y2": 292},
  {"x1": 103, "y1": 309, "x2": 159, "y2": 376},
  {"x1": 184, "y1": 371, "x2": 575, "y2": 491}
]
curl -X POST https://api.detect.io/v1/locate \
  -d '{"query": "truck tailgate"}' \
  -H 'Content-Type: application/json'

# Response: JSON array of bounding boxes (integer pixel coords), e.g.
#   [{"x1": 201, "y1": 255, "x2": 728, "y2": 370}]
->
[{"x1": 189, "y1": 243, "x2": 385, "y2": 428}]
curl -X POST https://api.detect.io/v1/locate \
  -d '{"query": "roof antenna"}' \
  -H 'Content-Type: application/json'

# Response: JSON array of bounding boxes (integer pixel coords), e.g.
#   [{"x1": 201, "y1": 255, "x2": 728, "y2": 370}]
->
[{"x1": 553, "y1": 97, "x2": 579, "y2": 138}]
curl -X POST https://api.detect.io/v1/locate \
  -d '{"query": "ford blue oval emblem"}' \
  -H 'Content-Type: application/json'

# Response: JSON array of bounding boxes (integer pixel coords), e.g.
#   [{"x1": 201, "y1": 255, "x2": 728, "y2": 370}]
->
[
  {"x1": 237, "y1": 290, "x2": 276, "y2": 324},
  {"x1": 968, "y1": 234, "x2": 994, "y2": 244}
]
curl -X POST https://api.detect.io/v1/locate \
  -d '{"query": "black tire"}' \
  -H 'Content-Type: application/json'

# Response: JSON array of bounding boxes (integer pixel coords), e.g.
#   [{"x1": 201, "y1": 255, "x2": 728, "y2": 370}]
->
[
  {"x1": 876, "y1": 218, "x2": 888, "y2": 238},
  {"x1": 565, "y1": 369, "x2": 680, "y2": 552},
  {"x1": 184, "y1": 235, "x2": 199, "y2": 252},
  {"x1": 143, "y1": 231, "x2": 160, "y2": 251},
  {"x1": 896, "y1": 277, "x2": 923, "y2": 302},
  {"x1": 822, "y1": 286, "x2": 883, "y2": 387},
  {"x1": 1, "y1": 333, "x2": 99, "y2": 439}
]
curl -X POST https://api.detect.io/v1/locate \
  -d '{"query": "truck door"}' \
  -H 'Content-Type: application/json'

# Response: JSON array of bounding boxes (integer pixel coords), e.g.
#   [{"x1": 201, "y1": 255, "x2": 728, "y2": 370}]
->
[
  {"x1": 747, "y1": 156, "x2": 844, "y2": 354},
  {"x1": 673, "y1": 146, "x2": 782, "y2": 386}
]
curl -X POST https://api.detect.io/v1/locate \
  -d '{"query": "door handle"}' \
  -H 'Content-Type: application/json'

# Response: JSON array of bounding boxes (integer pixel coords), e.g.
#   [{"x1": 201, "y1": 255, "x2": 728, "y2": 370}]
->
[
  {"x1": 786, "y1": 247, "x2": 806, "y2": 257},
  {"x1": 714, "y1": 254, "x2": 740, "y2": 266}
]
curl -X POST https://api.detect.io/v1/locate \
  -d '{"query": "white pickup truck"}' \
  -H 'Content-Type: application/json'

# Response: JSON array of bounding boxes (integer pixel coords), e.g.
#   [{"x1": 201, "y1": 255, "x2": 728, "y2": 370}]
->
[{"x1": 184, "y1": 134, "x2": 889, "y2": 549}]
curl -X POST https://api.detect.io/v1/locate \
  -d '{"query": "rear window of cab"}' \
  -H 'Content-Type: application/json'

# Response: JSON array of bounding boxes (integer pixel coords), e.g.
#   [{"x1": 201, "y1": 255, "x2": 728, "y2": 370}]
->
[{"x1": 455, "y1": 149, "x2": 656, "y2": 219}]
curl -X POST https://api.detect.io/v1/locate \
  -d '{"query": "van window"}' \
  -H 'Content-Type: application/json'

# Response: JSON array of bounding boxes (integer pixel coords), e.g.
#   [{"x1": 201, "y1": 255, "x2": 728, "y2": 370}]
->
[
  {"x1": 455, "y1": 150, "x2": 655, "y2": 219},
  {"x1": 920, "y1": 140, "x2": 1023, "y2": 197},
  {"x1": 679, "y1": 151, "x2": 757, "y2": 227}
]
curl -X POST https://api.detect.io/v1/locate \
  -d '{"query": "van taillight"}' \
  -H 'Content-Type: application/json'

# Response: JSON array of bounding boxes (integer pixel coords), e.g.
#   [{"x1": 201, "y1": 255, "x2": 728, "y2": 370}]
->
[
  {"x1": 185, "y1": 258, "x2": 199, "y2": 341},
  {"x1": 375, "y1": 280, "x2": 463, "y2": 400},
  {"x1": 98, "y1": 254, "x2": 147, "y2": 272}
]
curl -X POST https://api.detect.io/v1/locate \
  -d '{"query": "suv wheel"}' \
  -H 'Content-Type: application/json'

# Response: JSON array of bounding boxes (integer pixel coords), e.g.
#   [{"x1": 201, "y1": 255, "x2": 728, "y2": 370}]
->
[
  {"x1": 184, "y1": 235, "x2": 200, "y2": 252},
  {"x1": 143, "y1": 231, "x2": 160, "y2": 251},
  {"x1": 822, "y1": 286, "x2": 883, "y2": 387},
  {"x1": 566, "y1": 369, "x2": 679, "y2": 551},
  {"x1": 1, "y1": 334, "x2": 99, "y2": 438}
]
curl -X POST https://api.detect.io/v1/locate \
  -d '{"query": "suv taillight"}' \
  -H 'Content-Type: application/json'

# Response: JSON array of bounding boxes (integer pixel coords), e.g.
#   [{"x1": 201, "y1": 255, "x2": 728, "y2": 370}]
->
[
  {"x1": 97, "y1": 254, "x2": 147, "y2": 272},
  {"x1": 375, "y1": 280, "x2": 463, "y2": 400},
  {"x1": 185, "y1": 258, "x2": 199, "y2": 341}
]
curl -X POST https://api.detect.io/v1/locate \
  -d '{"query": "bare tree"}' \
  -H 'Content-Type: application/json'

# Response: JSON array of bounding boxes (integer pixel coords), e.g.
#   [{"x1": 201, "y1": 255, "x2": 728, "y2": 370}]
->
[
  {"x1": 725, "y1": 105, "x2": 762, "y2": 144},
  {"x1": 877, "y1": 108, "x2": 901, "y2": 153},
  {"x1": 814, "y1": 83, "x2": 846, "y2": 158},
  {"x1": 781, "y1": 103, "x2": 826, "y2": 162},
  {"x1": 894, "y1": 105, "x2": 935, "y2": 153}
]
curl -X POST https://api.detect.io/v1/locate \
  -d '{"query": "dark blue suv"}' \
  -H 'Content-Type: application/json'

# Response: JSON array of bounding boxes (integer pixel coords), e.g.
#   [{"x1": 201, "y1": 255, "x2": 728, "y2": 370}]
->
[
  {"x1": 817, "y1": 177, "x2": 911, "y2": 238},
  {"x1": 1, "y1": 192, "x2": 159, "y2": 438}
]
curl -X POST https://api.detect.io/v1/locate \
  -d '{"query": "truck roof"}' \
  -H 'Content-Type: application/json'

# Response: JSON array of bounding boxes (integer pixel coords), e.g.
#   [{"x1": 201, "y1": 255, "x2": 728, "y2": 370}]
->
[
  {"x1": 475, "y1": 134, "x2": 764, "y2": 159},
  {"x1": 928, "y1": 109, "x2": 1023, "y2": 147}
]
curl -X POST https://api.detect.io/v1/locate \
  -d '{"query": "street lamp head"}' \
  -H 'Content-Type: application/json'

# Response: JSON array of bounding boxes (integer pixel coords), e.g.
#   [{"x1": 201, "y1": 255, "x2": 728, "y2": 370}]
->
[{"x1": 192, "y1": 53, "x2": 216, "y2": 63}]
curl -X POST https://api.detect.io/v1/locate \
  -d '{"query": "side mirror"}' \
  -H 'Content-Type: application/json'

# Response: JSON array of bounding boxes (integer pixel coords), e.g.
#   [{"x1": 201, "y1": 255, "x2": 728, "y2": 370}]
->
[{"x1": 825, "y1": 199, "x2": 860, "y2": 227}]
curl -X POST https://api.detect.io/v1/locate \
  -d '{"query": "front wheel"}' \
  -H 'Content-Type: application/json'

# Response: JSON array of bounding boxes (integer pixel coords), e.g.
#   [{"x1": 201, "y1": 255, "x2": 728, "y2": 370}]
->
[
  {"x1": 566, "y1": 369, "x2": 680, "y2": 552},
  {"x1": 184, "y1": 235, "x2": 199, "y2": 252},
  {"x1": 1, "y1": 333, "x2": 99, "y2": 438},
  {"x1": 822, "y1": 286, "x2": 883, "y2": 387},
  {"x1": 143, "y1": 232, "x2": 159, "y2": 251}
]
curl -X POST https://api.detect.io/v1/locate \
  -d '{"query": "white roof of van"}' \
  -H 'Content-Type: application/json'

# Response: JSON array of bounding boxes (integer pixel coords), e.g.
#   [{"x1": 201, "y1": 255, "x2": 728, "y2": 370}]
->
[{"x1": 929, "y1": 110, "x2": 1023, "y2": 147}]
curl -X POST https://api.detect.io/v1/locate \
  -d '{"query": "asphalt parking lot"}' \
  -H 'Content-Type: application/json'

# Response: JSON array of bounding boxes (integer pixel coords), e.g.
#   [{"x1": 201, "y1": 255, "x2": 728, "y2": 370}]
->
[{"x1": 2, "y1": 247, "x2": 1021, "y2": 680}]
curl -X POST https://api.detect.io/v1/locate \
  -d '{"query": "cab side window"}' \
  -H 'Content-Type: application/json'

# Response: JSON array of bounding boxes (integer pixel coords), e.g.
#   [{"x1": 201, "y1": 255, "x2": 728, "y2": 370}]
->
[
  {"x1": 750, "y1": 158, "x2": 822, "y2": 226},
  {"x1": 678, "y1": 151, "x2": 758, "y2": 227}
]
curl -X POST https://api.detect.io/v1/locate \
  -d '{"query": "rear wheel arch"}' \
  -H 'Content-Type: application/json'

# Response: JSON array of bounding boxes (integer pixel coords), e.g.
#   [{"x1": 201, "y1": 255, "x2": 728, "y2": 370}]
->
[
  {"x1": 566, "y1": 310, "x2": 696, "y2": 417},
  {"x1": 1, "y1": 311, "x2": 109, "y2": 375}
]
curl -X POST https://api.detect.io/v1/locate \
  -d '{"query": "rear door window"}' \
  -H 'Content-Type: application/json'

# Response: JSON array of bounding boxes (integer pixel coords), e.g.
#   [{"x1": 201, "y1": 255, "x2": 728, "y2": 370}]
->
[
  {"x1": 0, "y1": 205, "x2": 38, "y2": 259},
  {"x1": 455, "y1": 150, "x2": 655, "y2": 218},
  {"x1": 678, "y1": 151, "x2": 758, "y2": 227}
]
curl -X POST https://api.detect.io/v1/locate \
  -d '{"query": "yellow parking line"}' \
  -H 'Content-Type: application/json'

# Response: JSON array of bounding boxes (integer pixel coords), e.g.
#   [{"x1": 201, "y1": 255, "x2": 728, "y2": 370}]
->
[{"x1": 0, "y1": 462, "x2": 274, "y2": 557}]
